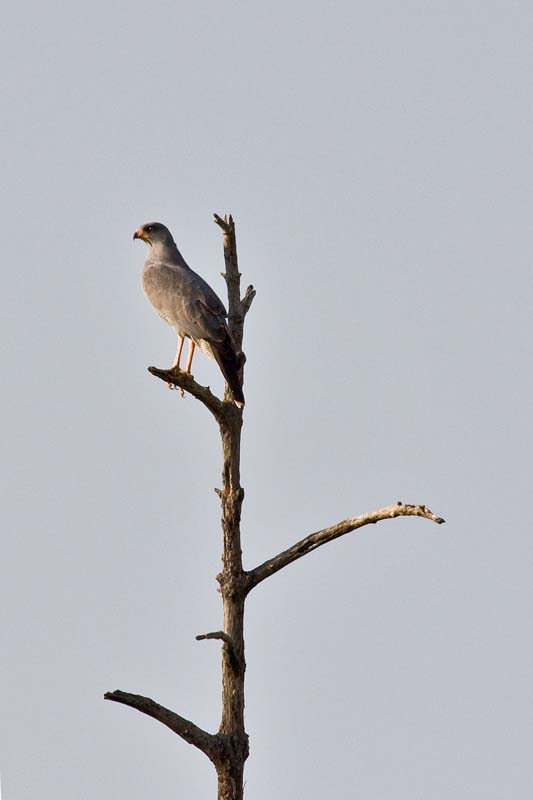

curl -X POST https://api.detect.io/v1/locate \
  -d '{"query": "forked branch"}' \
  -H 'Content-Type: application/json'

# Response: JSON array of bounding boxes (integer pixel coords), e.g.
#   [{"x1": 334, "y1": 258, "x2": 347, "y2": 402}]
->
[
  {"x1": 246, "y1": 502, "x2": 445, "y2": 591},
  {"x1": 104, "y1": 690, "x2": 222, "y2": 764},
  {"x1": 213, "y1": 213, "x2": 255, "y2": 350}
]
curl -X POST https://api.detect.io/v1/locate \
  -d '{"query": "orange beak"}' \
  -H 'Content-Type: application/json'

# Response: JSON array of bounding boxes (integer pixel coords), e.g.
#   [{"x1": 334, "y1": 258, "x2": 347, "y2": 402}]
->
[{"x1": 133, "y1": 227, "x2": 146, "y2": 241}]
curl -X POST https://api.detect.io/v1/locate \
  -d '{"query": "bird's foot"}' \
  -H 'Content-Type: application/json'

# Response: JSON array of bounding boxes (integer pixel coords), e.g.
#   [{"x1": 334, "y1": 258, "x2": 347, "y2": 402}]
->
[
  {"x1": 167, "y1": 382, "x2": 186, "y2": 398},
  {"x1": 167, "y1": 366, "x2": 194, "y2": 398},
  {"x1": 169, "y1": 366, "x2": 192, "y2": 376}
]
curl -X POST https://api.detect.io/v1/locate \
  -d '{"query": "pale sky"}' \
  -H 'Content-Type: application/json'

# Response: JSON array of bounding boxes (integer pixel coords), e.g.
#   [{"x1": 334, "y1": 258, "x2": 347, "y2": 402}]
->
[{"x1": 2, "y1": 1, "x2": 532, "y2": 798}]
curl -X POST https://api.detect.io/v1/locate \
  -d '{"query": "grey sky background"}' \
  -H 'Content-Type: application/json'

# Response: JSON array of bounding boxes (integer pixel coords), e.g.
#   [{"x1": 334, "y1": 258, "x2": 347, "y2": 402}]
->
[{"x1": 2, "y1": 1, "x2": 532, "y2": 797}]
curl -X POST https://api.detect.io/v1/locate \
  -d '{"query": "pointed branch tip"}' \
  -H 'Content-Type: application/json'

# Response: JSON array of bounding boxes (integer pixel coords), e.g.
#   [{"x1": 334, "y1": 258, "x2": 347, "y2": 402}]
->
[{"x1": 213, "y1": 213, "x2": 232, "y2": 234}]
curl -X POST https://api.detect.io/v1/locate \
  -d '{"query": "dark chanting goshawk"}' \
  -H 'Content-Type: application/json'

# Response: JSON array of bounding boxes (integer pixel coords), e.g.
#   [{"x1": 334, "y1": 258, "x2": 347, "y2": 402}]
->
[{"x1": 134, "y1": 222, "x2": 245, "y2": 407}]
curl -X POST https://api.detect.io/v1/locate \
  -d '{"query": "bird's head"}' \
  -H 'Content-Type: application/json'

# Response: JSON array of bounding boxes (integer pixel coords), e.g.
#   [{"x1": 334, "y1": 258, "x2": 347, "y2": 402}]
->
[{"x1": 133, "y1": 222, "x2": 173, "y2": 247}]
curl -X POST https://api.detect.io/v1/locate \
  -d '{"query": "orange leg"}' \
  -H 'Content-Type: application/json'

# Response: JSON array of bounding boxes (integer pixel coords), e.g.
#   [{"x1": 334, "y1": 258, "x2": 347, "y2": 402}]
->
[
  {"x1": 185, "y1": 340, "x2": 196, "y2": 374},
  {"x1": 172, "y1": 335, "x2": 185, "y2": 370},
  {"x1": 168, "y1": 335, "x2": 186, "y2": 393}
]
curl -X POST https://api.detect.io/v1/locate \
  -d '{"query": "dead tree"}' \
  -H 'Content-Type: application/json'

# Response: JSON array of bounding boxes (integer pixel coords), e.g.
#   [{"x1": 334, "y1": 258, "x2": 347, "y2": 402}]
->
[{"x1": 105, "y1": 214, "x2": 445, "y2": 800}]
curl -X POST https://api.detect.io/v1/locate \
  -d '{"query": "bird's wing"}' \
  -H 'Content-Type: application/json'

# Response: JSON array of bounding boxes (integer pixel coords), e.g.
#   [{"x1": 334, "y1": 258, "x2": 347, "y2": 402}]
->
[
  {"x1": 181, "y1": 270, "x2": 229, "y2": 343},
  {"x1": 143, "y1": 262, "x2": 228, "y2": 342}
]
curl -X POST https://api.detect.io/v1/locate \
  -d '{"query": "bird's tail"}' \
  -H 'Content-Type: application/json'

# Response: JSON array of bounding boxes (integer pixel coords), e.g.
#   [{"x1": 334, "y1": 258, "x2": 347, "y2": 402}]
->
[{"x1": 211, "y1": 335, "x2": 245, "y2": 408}]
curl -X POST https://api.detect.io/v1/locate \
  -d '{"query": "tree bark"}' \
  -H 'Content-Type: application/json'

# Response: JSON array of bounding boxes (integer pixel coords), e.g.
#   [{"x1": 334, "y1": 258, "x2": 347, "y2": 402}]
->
[{"x1": 213, "y1": 215, "x2": 250, "y2": 799}]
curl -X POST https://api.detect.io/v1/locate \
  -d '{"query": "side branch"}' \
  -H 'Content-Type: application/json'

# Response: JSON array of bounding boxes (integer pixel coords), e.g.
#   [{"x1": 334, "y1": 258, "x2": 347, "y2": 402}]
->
[
  {"x1": 196, "y1": 630, "x2": 242, "y2": 672},
  {"x1": 196, "y1": 630, "x2": 233, "y2": 646},
  {"x1": 246, "y1": 503, "x2": 445, "y2": 591},
  {"x1": 104, "y1": 690, "x2": 221, "y2": 763},
  {"x1": 241, "y1": 284, "x2": 256, "y2": 318},
  {"x1": 147, "y1": 366, "x2": 226, "y2": 422}
]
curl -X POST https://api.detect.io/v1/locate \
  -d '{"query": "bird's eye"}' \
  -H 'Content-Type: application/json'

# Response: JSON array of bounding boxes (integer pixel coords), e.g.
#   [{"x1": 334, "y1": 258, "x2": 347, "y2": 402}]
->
[{"x1": 146, "y1": 226, "x2": 153, "y2": 232}]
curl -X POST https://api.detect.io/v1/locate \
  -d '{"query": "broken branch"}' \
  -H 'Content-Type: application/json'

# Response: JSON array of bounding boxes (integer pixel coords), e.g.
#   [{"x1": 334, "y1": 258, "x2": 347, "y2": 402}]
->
[
  {"x1": 241, "y1": 285, "x2": 256, "y2": 317},
  {"x1": 196, "y1": 631, "x2": 233, "y2": 646}
]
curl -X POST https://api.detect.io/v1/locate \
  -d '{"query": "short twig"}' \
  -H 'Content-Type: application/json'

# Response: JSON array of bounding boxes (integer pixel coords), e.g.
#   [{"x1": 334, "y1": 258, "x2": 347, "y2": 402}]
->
[
  {"x1": 241, "y1": 285, "x2": 256, "y2": 317},
  {"x1": 196, "y1": 630, "x2": 242, "y2": 673},
  {"x1": 196, "y1": 631, "x2": 233, "y2": 646}
]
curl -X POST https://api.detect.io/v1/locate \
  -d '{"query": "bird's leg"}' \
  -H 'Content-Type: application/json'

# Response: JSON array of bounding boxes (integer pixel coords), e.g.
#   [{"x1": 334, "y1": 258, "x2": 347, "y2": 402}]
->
[
  {"x1": 169, "y1": 335, "x2": 185, "y2": 393},
  {"x1": 184, "y1": 340, "x2": 196, "y2": 374},
  {"x1": 172, "y1": 335, "x2": 185, "y2": 370}
]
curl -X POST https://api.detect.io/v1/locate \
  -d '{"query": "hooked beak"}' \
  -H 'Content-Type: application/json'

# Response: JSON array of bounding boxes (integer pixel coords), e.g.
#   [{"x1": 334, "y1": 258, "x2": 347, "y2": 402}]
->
[{"x1": 133, "y1": 227, "x2": 145, "y2": 241}]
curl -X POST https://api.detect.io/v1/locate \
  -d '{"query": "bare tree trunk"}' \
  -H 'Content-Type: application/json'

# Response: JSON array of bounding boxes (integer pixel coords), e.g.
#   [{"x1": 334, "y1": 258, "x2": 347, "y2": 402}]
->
[
  {"x1": 105, "y1": 214, "x2": 444, "y2": 800},
  {"x1": 215, "y1": 216, "x2": 250, "y2": 799}
]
